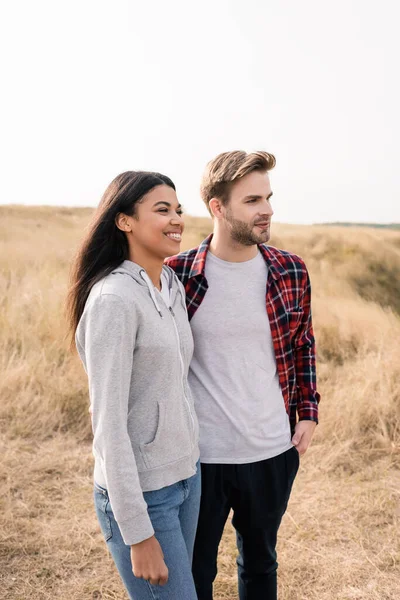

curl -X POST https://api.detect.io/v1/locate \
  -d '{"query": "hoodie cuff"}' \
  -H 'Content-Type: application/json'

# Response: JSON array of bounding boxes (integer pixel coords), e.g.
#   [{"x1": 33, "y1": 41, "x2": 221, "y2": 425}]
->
[{"x1": 117, "y1": 509, "x2": 155, "y2": 546}]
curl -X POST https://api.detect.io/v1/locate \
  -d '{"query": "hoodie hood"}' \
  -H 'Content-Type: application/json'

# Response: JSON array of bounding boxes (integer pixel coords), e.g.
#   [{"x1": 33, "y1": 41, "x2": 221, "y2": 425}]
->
[{"x1": 111, "y1": 260, "x2": 183, "y2": 317}]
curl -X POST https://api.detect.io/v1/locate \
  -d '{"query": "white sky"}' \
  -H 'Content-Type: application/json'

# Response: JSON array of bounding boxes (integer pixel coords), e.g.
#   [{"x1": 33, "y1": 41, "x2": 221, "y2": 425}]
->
[{"x1": 1, "y1": 0, "x2": 399, "y2": 224}]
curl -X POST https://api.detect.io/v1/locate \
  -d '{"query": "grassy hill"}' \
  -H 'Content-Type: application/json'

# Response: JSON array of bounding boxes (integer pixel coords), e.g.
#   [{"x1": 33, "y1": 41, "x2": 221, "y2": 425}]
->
[
  {"x1": 1, "y1": 206, "x2": 399, "y2": 599},
  {"x1": 320, "y1": 222, "x2": 400, "y2": 230}
]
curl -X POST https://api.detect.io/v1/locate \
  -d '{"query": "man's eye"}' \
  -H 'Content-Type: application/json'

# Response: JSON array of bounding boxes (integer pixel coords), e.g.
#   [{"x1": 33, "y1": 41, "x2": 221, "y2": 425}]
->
[{"x1": 246, "y1": 199, "x2": 257, "y2": 203}]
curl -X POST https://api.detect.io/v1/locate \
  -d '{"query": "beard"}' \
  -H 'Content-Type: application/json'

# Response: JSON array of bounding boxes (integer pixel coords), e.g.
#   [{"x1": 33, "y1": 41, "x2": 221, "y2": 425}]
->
[{"x1": 225, "y1": 208, "x2": 271, "y2": 246}]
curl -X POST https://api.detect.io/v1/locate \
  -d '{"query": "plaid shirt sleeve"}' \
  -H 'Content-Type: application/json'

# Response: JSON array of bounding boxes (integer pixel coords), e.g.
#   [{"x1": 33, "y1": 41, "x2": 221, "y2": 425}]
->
[{"x1": 293, "y1": 266, "x2": 320, "y2": 422}]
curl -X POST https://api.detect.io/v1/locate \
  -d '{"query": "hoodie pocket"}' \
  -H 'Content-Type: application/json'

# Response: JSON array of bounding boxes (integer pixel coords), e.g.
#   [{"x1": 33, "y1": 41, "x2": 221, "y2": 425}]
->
[
  {"x1": 139, "y1": 402, "x2": 165, "y2": 468},
  {"x1": 139, "y1": 398, "x2": 195, "y2": 470}
]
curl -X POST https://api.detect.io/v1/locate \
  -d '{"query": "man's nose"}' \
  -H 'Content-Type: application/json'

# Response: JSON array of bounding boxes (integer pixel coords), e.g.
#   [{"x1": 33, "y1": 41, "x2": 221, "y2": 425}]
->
[{"x1": 262, "y1": 198, "x2": 274, "y2": 216}]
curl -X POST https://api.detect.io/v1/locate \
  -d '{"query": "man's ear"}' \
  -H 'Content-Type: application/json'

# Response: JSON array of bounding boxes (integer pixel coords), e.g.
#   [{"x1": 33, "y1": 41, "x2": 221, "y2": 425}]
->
[{"x1": 209, "y1": 198, "x2": 224, "y2": 220}]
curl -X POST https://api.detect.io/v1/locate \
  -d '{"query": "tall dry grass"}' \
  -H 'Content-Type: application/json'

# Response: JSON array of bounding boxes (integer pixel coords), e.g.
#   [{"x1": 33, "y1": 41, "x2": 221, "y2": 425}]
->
[{"x1": 0, "y1": 206, "x2": 399, "y2": 599}]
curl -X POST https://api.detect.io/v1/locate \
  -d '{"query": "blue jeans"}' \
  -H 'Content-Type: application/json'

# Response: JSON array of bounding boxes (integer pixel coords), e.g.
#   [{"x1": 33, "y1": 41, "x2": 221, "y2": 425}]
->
[{"x1": 94, "y1": 462, "x2": 201, "y2": 600}]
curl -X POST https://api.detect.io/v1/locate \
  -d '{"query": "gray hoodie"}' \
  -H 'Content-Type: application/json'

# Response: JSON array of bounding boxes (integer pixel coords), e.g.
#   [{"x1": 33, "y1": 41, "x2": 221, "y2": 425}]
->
[{"x1": 76, "y1": 261, "x2": 200, "y2": 545}]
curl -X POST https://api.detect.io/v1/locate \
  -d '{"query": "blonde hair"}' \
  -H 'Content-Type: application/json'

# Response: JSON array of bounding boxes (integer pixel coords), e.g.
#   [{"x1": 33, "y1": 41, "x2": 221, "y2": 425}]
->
[{"x1": 200, "y1": 150, "x2": 276, "y2": 214}]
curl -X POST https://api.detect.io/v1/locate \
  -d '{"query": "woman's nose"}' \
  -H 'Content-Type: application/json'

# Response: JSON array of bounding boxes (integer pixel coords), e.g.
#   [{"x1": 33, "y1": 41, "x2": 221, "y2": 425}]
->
[{"x1": 171, "y1": 212, "x2": 183, "y2": 224}]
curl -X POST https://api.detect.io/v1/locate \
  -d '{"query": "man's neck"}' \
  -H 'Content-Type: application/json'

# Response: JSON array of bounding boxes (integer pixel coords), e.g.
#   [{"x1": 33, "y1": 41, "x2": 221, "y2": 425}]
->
[
  {"x1": 128, "y1": 249, "x2": 163, "y2": 290},
  {"x1": 209, "y1": 230, "x2": 258, "y2": 263}
]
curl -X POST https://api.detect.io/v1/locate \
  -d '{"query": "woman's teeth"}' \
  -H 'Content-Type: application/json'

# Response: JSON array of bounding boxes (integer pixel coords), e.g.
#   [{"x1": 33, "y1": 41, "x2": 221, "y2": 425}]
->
[{"x1": 165, "y1": 233, "x2": 181, "y2": 241}]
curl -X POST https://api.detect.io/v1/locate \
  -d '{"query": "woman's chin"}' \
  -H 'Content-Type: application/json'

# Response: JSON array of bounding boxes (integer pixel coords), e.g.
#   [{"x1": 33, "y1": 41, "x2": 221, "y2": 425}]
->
[{"x1": 163, "y1": 239, "x2": 181, "y2": 256}]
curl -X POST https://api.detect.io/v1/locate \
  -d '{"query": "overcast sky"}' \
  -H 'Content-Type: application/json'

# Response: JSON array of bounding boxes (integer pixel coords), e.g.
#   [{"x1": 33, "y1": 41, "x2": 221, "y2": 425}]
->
[{"x1": 1, "y1": 0, "x2": 399, "y2": 224}]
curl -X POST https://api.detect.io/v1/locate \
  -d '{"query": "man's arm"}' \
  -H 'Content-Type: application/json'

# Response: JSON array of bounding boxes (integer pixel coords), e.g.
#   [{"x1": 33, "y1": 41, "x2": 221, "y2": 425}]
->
[{"x1": 292, "y1": 266, "x2": 320, "y2": 454}]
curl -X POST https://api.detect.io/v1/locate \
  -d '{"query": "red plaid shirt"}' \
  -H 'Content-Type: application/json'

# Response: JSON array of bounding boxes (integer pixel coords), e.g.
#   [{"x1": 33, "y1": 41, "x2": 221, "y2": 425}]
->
[{"x1": 165, "y1": 235, "x2": 320, "y2": 431}]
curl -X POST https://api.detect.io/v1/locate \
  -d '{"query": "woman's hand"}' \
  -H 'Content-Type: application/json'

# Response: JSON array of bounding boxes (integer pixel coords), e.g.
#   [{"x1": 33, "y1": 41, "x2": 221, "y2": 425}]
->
[{"x1": 130, "y1": 535, "x2": 169, "y2": 586}]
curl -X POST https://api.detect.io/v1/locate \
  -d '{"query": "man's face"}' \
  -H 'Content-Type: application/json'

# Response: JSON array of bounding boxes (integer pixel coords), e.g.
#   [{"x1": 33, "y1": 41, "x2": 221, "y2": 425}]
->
[{"x1": 222, "y1": 170, "x2": 274, "y2": 246}]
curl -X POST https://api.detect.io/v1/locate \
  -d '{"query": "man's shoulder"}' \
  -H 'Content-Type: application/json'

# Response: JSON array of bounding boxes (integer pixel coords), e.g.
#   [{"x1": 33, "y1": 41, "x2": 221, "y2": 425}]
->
[
  {"x1": 164, "y1": 246, "x2": 199, "y2": 282},
  {"x1": 165, "y1": 246, "x2": 199, "y2": 266},
  {"x1": 260, "y1": 244, "x2": 308, "y2": 274}
]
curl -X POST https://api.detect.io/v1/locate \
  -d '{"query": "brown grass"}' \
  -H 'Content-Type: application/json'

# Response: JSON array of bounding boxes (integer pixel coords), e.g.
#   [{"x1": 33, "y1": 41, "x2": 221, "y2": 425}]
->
[{"x1": 1, "y1": 206, "x2": 399, "y2": 599}]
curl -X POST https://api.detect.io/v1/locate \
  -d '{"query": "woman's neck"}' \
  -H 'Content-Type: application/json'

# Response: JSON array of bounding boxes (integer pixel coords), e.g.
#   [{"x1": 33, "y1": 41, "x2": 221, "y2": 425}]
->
[{"x1": 128, "y1": 249, "x2": 163, "y2": 290}]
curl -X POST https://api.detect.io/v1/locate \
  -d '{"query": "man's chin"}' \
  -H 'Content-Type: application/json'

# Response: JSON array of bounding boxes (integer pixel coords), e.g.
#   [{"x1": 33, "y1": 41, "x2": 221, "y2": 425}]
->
[{"x1": 254, "y1": 230, "x2": 270, "y2": 244}]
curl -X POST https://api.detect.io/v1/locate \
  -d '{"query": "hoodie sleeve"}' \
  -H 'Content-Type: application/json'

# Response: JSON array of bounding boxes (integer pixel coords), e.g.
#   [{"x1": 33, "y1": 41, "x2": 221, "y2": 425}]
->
[{"x1": 80, "y1": 292, "x2": 154, "y2": 545}]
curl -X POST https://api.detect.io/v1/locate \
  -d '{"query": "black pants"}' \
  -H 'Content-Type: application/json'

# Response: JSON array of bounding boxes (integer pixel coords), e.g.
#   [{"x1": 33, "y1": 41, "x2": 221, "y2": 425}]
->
[{"x1": 192, "y1": 446, "x2": 300, "y2": 600}]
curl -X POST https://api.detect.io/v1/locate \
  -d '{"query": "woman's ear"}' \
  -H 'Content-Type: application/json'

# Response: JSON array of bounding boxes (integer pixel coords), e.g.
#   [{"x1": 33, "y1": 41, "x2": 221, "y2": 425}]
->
[{"x1": 115, "y1": 213, "x2": 131, "y2": 232}]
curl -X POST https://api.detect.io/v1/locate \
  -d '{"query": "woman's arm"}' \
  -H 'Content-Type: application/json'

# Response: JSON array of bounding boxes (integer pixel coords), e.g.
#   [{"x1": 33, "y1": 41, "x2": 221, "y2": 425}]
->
[{"x1": 81, "y1": 292, "x2": 154, "y2": 545}]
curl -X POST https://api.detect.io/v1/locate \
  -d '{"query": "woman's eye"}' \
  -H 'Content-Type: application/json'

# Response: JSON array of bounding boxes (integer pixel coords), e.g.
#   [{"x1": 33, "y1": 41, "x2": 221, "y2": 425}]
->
[{"x1": 157, "y1": 208, "x2": 183, "y2": 215}]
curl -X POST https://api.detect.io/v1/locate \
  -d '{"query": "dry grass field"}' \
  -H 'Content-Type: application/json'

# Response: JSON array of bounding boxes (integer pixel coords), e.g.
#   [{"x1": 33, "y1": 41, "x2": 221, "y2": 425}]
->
[{"x1": 1, "y1": 205, "x2": 400, "y2": 599}]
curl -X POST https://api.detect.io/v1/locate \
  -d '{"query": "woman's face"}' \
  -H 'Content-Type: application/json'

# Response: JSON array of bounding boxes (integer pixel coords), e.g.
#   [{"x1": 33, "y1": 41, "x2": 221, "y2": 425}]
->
[{"x1": 121, "y1": 184, "x2": 184, "y2": 261}]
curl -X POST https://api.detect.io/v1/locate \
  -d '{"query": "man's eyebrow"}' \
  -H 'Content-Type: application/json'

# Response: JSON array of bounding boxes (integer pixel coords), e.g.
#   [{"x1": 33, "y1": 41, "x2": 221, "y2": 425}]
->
[
  {"x1": 153, "y1": 201, "x2": 182, "y2": 208},
  {"x1": 243, "y1": 192, "x2": 273, "y2": 200}
]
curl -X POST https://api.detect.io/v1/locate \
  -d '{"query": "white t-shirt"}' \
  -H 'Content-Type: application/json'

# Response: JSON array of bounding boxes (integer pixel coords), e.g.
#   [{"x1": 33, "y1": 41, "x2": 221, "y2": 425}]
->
[
  {"x1": 157, "y1": 271, "x2": 171, "y2": 307},
  {"x1": 189, "y1": 250, "x2": 293, "y2": 464}
]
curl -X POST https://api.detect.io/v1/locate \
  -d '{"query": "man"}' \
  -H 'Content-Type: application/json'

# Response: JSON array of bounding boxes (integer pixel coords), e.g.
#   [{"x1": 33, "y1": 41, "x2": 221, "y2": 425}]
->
[{"x1": 165, "y1": 151, "x2": 320, "y2": 600}]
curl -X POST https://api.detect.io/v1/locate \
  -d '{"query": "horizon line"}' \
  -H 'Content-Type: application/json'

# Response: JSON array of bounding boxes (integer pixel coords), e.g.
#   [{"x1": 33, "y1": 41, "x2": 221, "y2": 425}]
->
[{"x1": 0, "y1": 203, "x2": 398, "y2": 228}]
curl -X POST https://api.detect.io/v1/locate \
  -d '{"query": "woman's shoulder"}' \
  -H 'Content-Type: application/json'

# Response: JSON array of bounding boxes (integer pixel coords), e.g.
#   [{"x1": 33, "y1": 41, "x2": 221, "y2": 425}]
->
[{"x1": 86, "y1": 271, "x2": 140, "y2": 311}]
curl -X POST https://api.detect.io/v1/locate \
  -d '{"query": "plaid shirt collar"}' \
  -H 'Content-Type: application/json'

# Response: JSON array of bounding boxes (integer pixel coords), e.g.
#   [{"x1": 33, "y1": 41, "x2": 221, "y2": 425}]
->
[{"x1": 189, "y1": 234, "x2": 288, "y2": 281}]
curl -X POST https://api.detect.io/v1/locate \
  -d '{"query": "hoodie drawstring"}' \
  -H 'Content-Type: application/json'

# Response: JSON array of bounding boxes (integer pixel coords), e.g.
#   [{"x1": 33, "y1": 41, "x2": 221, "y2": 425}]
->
[{"x1": 140, "y1": 271, "x2": 164, "y2": 318}]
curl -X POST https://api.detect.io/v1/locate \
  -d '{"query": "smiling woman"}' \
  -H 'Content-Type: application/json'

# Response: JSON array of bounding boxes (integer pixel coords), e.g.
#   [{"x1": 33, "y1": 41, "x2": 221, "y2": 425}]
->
[
  {"x1": 116, "y1": 185, "x2": 184, "y2": 274},
  {"x1": 66, "y1": 171, "x2": 201, "y2": 600}
]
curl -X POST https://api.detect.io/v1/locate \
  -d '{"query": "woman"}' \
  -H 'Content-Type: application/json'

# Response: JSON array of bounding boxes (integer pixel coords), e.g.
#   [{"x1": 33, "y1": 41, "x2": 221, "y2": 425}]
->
[{"x1": 66, "y1": 171, "x2": 200, "y2": 599}]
